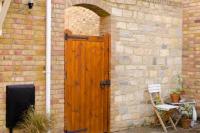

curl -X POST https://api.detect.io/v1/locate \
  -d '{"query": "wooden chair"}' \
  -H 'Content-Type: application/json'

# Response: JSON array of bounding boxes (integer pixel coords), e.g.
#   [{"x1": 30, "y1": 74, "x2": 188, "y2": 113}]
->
[{"x1": 148, "y1": 84, "x2": 179, "y2": 133}]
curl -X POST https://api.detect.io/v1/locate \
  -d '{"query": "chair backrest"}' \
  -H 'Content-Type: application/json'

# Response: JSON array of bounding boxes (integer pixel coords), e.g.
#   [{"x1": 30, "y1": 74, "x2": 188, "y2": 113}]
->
[
  {"x1": 148, "y1": 84, "x2": 161, "y2": 93},
  {"x1": 148, "y1": 84, "x2": 163, "y2": 106}
]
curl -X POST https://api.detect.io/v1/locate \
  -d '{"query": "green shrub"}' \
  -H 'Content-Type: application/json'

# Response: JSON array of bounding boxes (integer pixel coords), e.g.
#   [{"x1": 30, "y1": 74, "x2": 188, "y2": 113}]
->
[{"x1": 180, "y1": 104, "x2": 193, "y2": 119}]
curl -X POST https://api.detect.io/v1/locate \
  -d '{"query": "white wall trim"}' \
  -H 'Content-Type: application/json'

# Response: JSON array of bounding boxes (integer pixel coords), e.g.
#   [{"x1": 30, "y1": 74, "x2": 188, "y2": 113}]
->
[
  {"x1": 0, "y1": 0, "x2": 11, "y2": 35},
  {"x1": 46, "y1": 0, "x2": 52, "y2": 116}
]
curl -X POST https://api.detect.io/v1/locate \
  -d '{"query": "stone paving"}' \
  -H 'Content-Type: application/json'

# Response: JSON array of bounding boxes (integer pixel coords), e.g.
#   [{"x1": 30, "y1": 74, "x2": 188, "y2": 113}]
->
[{"x1": 114, "y1": 126, "x2": 200, "y2": 133}]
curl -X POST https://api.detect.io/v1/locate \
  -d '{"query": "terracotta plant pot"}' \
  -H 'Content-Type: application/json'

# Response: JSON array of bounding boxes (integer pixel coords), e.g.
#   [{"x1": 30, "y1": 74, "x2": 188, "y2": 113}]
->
[
  {"x1": 181, "y1": 118, "x2": 191, "y2": 129},
  {"x1": 170, "y1": 93, "x2": 180, "y2": 103}
]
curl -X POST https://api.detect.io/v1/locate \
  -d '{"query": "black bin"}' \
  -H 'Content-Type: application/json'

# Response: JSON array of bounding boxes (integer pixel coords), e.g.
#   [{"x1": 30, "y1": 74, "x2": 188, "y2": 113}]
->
[{"x1": 6, "y1": 84, "x2": 35, "y2": 131}]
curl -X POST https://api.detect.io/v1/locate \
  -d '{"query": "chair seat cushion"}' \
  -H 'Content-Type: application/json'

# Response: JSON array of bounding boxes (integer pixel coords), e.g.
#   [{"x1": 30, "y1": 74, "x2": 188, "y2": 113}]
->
[{"x1": 156, "y1": 104, "x2": 179, "y2": 111}]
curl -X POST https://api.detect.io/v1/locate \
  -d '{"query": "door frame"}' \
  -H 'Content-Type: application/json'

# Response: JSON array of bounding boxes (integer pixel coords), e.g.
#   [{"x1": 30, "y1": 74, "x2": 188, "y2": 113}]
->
[{"x1": 64, "y1": 29, "x2": 111, "y2": 132}]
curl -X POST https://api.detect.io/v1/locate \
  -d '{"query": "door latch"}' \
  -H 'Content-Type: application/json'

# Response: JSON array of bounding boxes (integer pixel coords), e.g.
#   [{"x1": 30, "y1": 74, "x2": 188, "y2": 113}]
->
[{"x1": 100, "y1": 80, "x2": 111, "y2": 89}]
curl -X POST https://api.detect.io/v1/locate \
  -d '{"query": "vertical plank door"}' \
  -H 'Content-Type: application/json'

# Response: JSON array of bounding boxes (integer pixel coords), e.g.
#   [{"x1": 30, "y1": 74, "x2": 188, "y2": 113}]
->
[{"x1": 64, "y1": 34, "x2": 110, "y2": 133}]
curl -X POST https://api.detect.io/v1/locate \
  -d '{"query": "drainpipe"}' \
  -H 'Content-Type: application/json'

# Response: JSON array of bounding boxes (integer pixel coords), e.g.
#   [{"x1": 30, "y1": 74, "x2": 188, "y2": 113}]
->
[{"x1": 46, "y1": 0, "x2": 51, "y2": 116}]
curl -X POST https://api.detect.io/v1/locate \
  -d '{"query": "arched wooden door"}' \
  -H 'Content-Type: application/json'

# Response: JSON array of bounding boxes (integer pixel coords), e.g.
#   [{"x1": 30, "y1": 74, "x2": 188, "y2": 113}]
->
[{"x1": 64, "y1": 33, "x2": 110, "y2": 133}]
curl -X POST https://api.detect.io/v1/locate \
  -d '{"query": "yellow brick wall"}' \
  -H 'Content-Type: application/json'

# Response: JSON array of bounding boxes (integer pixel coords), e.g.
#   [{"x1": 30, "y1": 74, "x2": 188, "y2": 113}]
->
[
  {"x1": 52, "y1": 0, "x2": 65, "y2": 131},
  {"x1": 183, "y1": 0, "x2": 200, "y2": 113},
  {"x1": 0, "y1": 0, "x2": 46, "y2": 131}
]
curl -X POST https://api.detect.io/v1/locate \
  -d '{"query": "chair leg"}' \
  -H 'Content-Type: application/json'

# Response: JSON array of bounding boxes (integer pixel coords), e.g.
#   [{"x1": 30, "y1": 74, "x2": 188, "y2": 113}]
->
[
  {"x1": 169, "y1": 116, "x2": 177, "y2": 131},
  {"x1": 175, "y1": 115, "x2": 181, "y2": 126},
  {"x1": 155, "y1": 110, "x2": 167, "y2": 133}
]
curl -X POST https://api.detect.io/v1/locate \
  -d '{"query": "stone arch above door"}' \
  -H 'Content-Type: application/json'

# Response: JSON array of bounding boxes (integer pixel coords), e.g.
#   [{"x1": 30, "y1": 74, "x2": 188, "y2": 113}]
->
[
  {"x1": 66, "y1": 0, "x2": 111, "y2": 17},
  {"x1": 65, "y1": 6, "x2": 101, "y2": 36}
]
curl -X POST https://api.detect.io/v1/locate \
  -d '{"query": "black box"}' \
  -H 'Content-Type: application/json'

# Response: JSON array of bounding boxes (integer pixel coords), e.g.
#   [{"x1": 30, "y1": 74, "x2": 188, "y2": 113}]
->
[{"x1": 6, "y1": 84, "x2": 35, "y2": 129}]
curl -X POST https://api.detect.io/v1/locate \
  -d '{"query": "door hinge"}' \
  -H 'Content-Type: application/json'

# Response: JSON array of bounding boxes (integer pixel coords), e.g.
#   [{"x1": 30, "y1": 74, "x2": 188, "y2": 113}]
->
[
  {"x1": 64, "y1": 34, "x2": 88, "y2": 40},
  {"x1": 64, "y1": 34, "x2": 68, "y2": 40},
  {"x1": 65, "y1": 128, "x2": 87, "y2": 133}
]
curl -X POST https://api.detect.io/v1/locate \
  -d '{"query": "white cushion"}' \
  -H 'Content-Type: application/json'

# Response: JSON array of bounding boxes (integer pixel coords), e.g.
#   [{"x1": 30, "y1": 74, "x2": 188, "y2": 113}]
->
[{"x1": 156, "y1": 104, "x2": 179, "y2": 111}]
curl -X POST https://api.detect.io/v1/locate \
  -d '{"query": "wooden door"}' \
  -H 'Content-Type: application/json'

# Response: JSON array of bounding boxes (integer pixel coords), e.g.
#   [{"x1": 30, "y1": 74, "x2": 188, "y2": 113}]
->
[{"x1": 64, "y1": 33, "x2": 110, "y2": 133}]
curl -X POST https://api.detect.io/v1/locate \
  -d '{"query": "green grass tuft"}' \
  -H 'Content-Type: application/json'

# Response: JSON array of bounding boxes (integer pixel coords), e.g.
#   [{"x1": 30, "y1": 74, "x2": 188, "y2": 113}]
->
[{"x1": 18, "y1": 107, "x2": 54, "y2": 133}]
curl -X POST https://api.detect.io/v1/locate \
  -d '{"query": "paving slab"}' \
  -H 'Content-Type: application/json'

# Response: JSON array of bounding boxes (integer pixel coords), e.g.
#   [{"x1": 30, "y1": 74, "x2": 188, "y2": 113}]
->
[{"x1": 113, "y1": 126, "x2": 200, "y2": 133}]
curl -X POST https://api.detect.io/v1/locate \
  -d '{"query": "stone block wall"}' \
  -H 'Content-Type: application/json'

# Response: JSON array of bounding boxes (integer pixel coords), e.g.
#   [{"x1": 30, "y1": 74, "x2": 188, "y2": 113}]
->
[
  {"x1": 65, "y1": 6, "x2": 100, "y2": 36},
  {"x1": 62, "y1": 0, "x2": 183, "y2": 131},
  {"x1": 0, "y1": 0, "x2": 46, "y2": 131},
  {"x1": 183, "y1": 0, "x2": 200, "y2": 112},
  {"x1": 109, "y1": 1, "x2": 182, "y2": 131}
]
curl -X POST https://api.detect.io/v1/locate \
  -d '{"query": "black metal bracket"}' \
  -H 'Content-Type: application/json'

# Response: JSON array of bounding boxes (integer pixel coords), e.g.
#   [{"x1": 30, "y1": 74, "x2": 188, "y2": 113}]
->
[
  {"x1": 65, "y1": 128, "x2": 87, "y2": 133},
  {"x1": 9, "y1": 128, "x2": 13, "y2": 133},
  {"x1": 65, "y1": 34, "x2": 88, "y2": 40},
  {"x1": 100, "y1": 80, "x2": 111, "y2": 89}
]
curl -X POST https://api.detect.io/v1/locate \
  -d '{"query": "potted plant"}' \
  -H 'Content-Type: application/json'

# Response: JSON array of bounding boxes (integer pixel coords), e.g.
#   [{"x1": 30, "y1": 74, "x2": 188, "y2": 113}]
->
[
  {"x1": 18, "y1": 107, "x2": 54, "y2": 133},
  {"x1": 170, "y1": 88, "x2": 181, "y2": 103},
  {"x1": 177, "y1": 74, "x2": 188, "y2": 96},
  {"x1": 170, "y1": 74, "x2": 185, "y2": 102},
  {"x1": 180, "y1": 104, "x2": 193, "y2": 129}
]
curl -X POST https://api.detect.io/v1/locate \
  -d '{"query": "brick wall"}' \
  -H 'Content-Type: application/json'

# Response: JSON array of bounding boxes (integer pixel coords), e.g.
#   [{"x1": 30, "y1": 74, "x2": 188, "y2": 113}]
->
[
  {"x1": 52, "y1": 0, "x2": 65, "y2": 132},
  {"x1": 0, "y1": 0, "x2": 183, "y2": 132},
  {"x1": 65, "y1": 6, "x2": 100, "y2": 36},
  {"x1": 183, "y1": 0, "x2": 200, "y2": 112},
  {"x1": 0, "y1": 0, "x2": 46, "y2": 131}
]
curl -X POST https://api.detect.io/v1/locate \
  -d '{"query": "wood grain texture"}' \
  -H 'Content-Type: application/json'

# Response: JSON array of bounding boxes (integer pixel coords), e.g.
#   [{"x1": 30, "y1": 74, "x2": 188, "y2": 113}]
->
[{"x1": 64, "y1": 34, "x2": 110, "y2": 133}]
